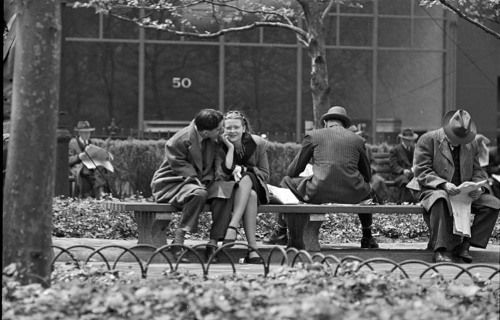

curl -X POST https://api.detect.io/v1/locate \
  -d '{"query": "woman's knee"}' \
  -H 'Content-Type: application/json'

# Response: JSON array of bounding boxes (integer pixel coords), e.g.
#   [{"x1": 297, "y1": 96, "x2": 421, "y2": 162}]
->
[{"x1": 249, "y1": 190, "x2": 257, "y2": 201}]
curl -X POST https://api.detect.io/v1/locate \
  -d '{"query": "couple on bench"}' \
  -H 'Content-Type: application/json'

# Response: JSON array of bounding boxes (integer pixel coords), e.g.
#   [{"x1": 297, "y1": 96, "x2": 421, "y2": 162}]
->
[
  {"x1": 149, "y1": 106, "x2": 379, "y2": 264},
  {"x1": 151, "y1": 107, "x2": 498, "y2": 264}
]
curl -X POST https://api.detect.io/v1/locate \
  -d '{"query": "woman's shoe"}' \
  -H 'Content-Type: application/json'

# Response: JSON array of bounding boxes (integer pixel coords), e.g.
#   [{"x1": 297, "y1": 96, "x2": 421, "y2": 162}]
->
[
  {"x1": 222, "y1": 226, "x2": 238, "y2": 246},
  {"x1": 243, "y1": 251, "x2": 263, "y2": 264}
]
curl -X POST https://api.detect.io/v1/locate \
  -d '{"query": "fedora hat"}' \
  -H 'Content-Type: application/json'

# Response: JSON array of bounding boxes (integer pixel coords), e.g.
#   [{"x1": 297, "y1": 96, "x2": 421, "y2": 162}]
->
[
  {"x1": 398, "y1": 128, "x2": 418, "y2": 140},
  {"x1": 442, "y1": 109, "x2": 476, "y2": 145},
  {"x1": 320, "y1": 106, "x2": 351, "y2": 127},
  {"x1": 75, "y1": 120, "x2": 95, "y2": 132}
]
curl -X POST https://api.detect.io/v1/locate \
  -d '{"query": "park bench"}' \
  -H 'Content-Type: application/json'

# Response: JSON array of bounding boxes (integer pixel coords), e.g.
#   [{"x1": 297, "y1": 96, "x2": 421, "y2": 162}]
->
[{"x1": 102, "y1": 201, "x2": 425, "y2": 252}]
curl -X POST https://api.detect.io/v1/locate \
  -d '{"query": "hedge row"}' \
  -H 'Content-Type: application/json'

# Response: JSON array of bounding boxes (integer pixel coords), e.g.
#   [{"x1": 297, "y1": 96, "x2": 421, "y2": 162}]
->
[{"x1": 94, "y1": 138, "x2": 393, "y2": 198}]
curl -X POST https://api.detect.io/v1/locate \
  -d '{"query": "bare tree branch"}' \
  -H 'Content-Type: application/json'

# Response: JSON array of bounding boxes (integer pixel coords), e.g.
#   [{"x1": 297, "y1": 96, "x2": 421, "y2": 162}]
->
[
  {"x1": 322, "y1": 0, "x2": 336, "y2": 21},
  {"x1": 438, "y1": 0, "x2": 500, "y2": 40},
  {"x1": 107, "y1": 11, "x2": 309, "y2": 41}
]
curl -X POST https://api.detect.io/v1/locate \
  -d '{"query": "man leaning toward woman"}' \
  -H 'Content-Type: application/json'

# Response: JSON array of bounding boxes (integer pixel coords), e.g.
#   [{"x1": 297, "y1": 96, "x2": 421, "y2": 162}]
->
[{"x1": 150, "y1": 109, "x2": 225, "y2": 263}]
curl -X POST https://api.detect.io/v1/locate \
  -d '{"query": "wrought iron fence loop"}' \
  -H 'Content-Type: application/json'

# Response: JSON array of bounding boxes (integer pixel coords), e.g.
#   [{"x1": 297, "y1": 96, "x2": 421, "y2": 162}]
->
[
  {"x1": 50, "y1": 245, "x2": 499, "y2": 281},
  {"x1": 52, "y1": 245, "x2": 81, "y2": 268},
  {"x1": 289, "y1": 249, "x2": 313, "y2": 267},
  {"x1": 192, "y1": 243, "x2": 235, "y2": 277},
  {"x1": 419, "y1": 262, "x2": 474, "y2": 281},
  {"x1": 266, "y1": 245, "x2": 289, "y2": 267},
  {"x1": 357, "y1": 258, "x2": 410, "y2": 279}
]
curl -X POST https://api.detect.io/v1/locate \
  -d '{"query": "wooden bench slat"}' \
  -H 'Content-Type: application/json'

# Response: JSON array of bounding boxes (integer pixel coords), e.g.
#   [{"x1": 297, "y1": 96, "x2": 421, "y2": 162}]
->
[{"x1": 103, "y1": 202, "x2": 425, "y2": 214}]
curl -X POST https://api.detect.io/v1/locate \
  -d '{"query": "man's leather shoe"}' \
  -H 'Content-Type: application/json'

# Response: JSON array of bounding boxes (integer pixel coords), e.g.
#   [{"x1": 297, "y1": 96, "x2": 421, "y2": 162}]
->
[
  {"x1": 170, "y1": 245, "x2": 189, "y2": 263},
  {"x1": 361, "y1": 237, "x2": 379, "y2": 249},
  {"x1": 432, "y1": 250, "x2": 453, "y2": 263},
  {"x1": 204, "y1": 246, "x2": 219, "y2": 264},
  {"x1": 458, "y1": 247, "x2": 473, "y2": 263}
]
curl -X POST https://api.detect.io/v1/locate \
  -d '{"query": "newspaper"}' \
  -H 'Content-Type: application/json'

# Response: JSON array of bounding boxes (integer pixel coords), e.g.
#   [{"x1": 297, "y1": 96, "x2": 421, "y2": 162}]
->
[
  {"x1": 267, "y1": 184, "x2": 300, "y2": 204},
  {"x1": 451, "y1": 180, "x2": 487, "y2": 237}
]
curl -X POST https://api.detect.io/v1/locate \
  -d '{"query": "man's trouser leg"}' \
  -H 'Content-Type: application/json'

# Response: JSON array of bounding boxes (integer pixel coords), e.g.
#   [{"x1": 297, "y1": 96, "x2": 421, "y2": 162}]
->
[
  {"x1": 209, "y1": 198, "x2": 234, "y2": 241},
  {"x1": 173, "y1": 188, "x2": 208, "y2": 235},
  {"x1": 470, "y1": 203, "x2": 499, "y2": 248}
]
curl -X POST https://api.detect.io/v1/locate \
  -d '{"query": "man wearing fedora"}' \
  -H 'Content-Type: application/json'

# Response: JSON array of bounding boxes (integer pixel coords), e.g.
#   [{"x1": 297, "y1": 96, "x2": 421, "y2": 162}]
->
[
  {"x1": 69, "y1": 120, "x2": 112, "y2": 198},
  {"x1": 390, "y1": 128, "x2": 419, "y2": 203},
  {"x1": 408, "y1": 109, "x2": 500, "y2": 263},
  {"x1": 280, "y1": 106, "x2": 378, "y2": 250}
]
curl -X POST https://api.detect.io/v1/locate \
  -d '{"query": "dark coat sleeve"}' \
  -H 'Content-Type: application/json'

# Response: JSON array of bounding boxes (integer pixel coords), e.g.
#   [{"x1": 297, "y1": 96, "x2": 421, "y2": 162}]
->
[{"x1": 287, "y1": 134, "x2": 314, "y2": 177}]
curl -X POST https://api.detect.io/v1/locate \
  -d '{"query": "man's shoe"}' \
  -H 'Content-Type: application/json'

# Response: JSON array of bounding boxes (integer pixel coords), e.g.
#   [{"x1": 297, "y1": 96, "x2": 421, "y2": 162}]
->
[
  {"x1": 169, "y1": 245, "x2": 190, "y2": 263},
  {"x1": 458, "y1": 246, "x2": 473, "y2": 263},
  {"x1": 360, "y1": 237, "x2": 379, "y2": 249},
  {"x1": 204, "y1": 246, "x2": 219, "y2": 264},
  {"x1": 263, "y1": 229, "x2": 288, "y2": 246},
  {"x1": 432, "y1": 250, "x2": 453, "y2": 263}
]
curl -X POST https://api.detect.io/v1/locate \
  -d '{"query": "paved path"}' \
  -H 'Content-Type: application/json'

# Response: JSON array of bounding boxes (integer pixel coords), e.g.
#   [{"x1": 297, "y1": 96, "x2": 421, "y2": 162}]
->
[{"x1": 52, "y1": 237, "x2": 499, "y2": 285}]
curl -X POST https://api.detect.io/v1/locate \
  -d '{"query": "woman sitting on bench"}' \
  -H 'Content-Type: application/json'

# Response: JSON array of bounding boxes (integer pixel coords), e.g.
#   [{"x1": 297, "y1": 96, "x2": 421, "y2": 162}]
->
[{"x1": 207, "y1": 110, "x2": 270, "y2": 264}]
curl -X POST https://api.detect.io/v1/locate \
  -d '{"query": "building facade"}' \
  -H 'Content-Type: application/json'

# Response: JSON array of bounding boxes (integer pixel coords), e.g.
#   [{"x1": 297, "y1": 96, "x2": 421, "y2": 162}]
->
[{"x1": 60, "y1": 0, "x2": 498, "y2": 143}]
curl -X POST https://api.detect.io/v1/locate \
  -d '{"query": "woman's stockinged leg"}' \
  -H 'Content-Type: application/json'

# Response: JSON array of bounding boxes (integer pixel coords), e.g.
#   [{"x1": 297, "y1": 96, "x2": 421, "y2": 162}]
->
[
  {"x1": 225, "y1": 175, "x2": 253, "y2": 240},
  {"x1": 242, "y1": 190, "x2": 259, "y2": 257}
]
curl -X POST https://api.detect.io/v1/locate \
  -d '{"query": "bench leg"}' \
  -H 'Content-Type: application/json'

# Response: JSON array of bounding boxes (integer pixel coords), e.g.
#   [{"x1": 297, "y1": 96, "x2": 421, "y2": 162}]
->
[
  {"x1": 135, "y1": 212, "x2": 171, "y2": 247},
  {"x1": 284, "y1": 213, "x2": 323, "y2": 252},
  {"x1": 303, "y1": 220, "x2": 323, "y2": 252}
]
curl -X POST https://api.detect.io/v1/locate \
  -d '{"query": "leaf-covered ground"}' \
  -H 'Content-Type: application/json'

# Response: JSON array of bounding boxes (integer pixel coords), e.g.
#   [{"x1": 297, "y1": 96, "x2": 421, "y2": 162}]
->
[
  {"x1": 3, "y1": 263, "x2": 499, "y2": 320},
  {"x1": 52, "y1": 197, "x2": 500, "y2": 245}
]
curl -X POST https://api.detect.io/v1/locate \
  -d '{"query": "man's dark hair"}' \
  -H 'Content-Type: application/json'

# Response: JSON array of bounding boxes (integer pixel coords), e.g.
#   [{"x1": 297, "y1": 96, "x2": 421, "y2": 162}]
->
[{"x1": 194, "y1": 109, "x2": 223, "y2": 131}]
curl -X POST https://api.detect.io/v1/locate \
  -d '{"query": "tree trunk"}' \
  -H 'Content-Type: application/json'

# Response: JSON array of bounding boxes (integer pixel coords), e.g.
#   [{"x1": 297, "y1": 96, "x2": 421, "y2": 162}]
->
[
  {"x1": 301, "y1": 1, "x2": 331, "y2": 128},
  {"x1": 3, "y1": 0, "x2": 61, "y2": 287}
]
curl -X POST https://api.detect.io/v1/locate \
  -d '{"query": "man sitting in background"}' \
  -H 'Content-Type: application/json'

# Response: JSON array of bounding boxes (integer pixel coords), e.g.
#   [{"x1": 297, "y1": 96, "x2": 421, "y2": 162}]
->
[
  {"x1": 390, "y1": 128, "x2": 418, "y2": 203},
  {"x1": 69, "y1": 121, "x2": 113, "y2": 198}
]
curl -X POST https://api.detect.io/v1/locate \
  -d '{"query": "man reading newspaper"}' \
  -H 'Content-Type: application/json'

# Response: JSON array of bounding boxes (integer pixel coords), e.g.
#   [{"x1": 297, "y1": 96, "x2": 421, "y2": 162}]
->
[{"x1": 408, "y1": 110, "x2": 500, "y2": 263}]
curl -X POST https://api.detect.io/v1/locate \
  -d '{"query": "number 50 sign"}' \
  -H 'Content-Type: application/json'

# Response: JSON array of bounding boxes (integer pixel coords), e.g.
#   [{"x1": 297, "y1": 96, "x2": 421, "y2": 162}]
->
[{"x1": 172, "y1": 77, "x2": 192, "y2": 89}]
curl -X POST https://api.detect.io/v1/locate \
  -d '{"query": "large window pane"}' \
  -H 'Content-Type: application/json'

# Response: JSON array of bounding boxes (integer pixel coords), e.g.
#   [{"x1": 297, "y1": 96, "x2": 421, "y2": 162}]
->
[
  {"x1": 325, "y1": 16, "x2": 339, "y2": 46},
  {"x1": 225, "y1": 47, "x2": 297, "y2": 135},
  {"x1": 62, "y1": 6, "x2": 99, "y2": 38},
  {"x1": 263, "y1": 27, "x2": 297, "y2": 44},
  {"x1": 378, "y1": 18, "x2": 411, "y2": 47},
  {"x1": 414, "y1": 19, "x2": 445, "y2": 49},
  {"x1": 144, "y1": 44, "x2": 219, "y2": 121},
  {"x1": 379, "y1": 0, "x2": 411, "y2": 16},
  {"x1": 339, "y1": 17, "x2": 373, "y2": 46},
  {"x1": 102, "y1": 9, "x2": 140, "y2": 39},
  {"x1": 327, "y1": 49, "x2": 373, "y2": 127},
  {"x1": 377, "y1": 51, "x2": 444, "y2": 132},
  {"x1": 61, "y1": 42, "x2": 139, "y2": 131}
]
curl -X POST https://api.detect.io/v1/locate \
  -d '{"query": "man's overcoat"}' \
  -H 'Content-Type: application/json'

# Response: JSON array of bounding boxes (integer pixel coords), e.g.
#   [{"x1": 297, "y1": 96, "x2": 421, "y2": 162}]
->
[
  {"x1": 151, "y1": 121, "x2": 221, "y2": 204},
  {"x1": 407, "y1": 128, "x2": 500, "y2": 211},
  {"x1": 286, "y1": 126, "x2": 372, "y2": 204}
]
